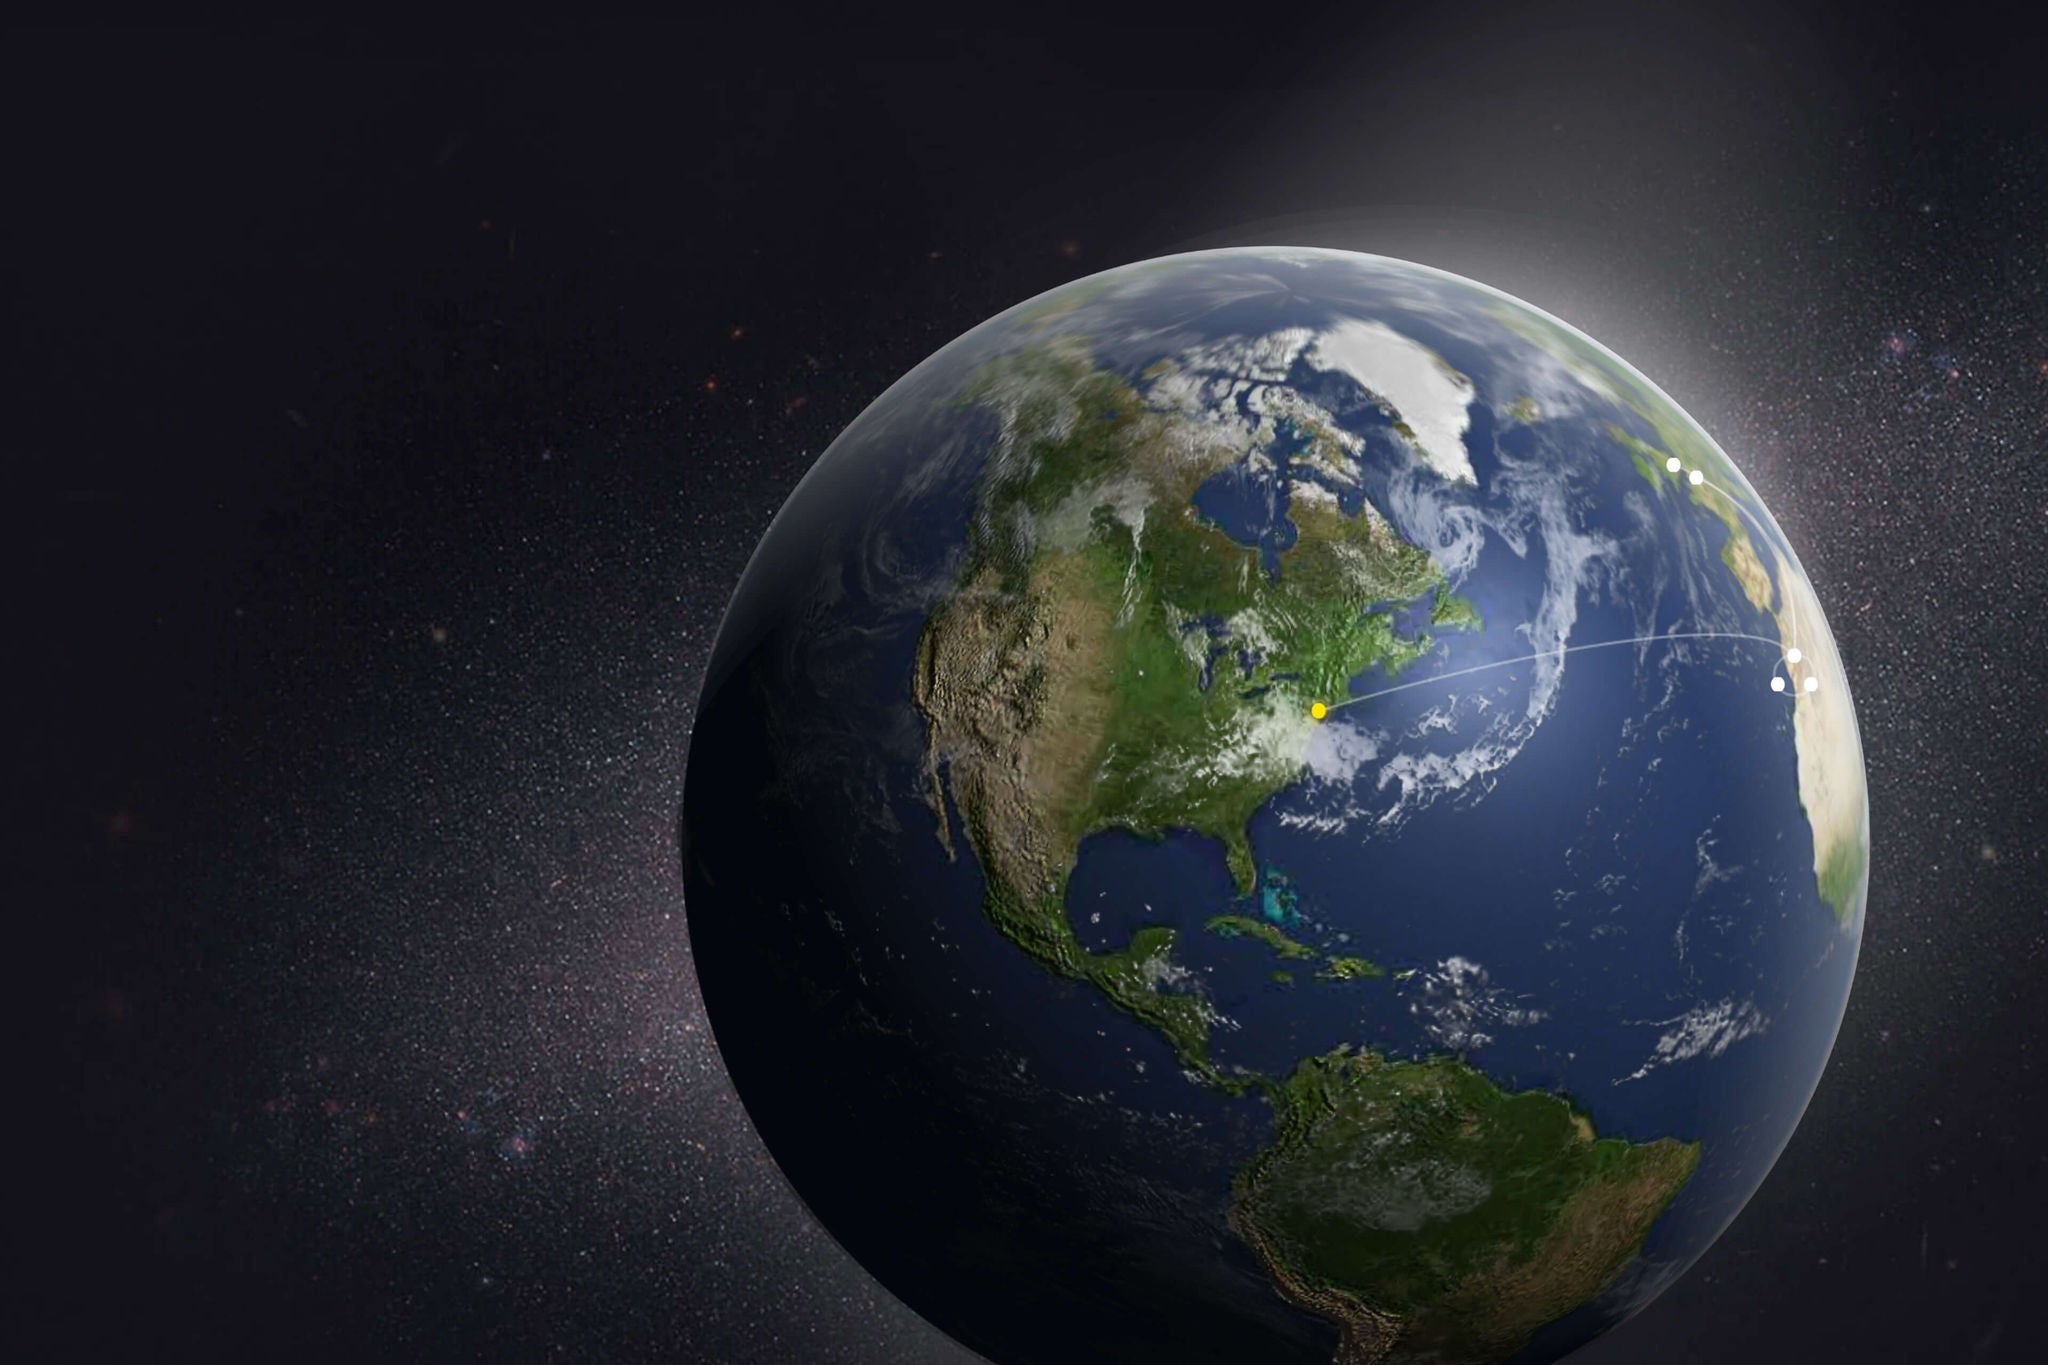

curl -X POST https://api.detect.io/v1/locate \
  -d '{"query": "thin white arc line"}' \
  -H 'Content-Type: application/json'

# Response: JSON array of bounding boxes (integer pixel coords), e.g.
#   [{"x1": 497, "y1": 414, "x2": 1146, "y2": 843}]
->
[{"x1": 1326, "y1": 630, "x2": 1789, "y2": 713}]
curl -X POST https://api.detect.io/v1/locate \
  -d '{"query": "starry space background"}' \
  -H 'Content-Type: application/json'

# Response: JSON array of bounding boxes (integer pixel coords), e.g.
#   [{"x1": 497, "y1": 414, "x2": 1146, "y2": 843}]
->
[{"x1": 17, "y1": 6, "x2": 2045, "y2": 1362}]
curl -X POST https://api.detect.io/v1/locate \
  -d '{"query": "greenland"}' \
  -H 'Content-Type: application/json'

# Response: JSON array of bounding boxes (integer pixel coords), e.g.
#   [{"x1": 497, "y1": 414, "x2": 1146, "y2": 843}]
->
[{"x1": 1308, "y1": 319, "x2": 1478, "y2": 485}]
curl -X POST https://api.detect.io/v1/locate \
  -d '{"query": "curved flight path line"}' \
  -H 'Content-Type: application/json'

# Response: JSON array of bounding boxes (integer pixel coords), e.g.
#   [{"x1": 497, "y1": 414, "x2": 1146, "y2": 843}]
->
[
  {"x1": 1323, "y1": 630, "x2": 1789, "y2": 716},
  {"x1": 1313, "y1": 462, "x2": 1820, "y2": 720}
]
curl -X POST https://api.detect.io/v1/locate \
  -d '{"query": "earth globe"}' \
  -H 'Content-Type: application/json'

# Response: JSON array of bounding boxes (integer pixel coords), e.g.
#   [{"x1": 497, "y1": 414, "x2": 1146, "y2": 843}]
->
[{"x1": 681, "y1": 248, "x2": 1867, "y2": 1365}]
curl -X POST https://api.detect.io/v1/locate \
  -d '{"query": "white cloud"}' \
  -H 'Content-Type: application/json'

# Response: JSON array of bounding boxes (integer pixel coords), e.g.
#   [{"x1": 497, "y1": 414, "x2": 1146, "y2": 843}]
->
[
  {"x1": 1406, "y1": 956, "x2": 1547, "y2": 1053},
  {"x1": 1303, "y1": 720, "x2": 1384, "y2": 783},
  {"x1": 1615, "y1": 998, "x2": 1769, "y2": 1084}
]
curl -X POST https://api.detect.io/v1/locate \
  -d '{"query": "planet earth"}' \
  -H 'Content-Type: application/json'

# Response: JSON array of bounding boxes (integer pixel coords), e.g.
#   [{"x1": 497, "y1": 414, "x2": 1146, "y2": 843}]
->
[{"x1": 681, "y1": 248, "x2": 1868, "y2": 1364}]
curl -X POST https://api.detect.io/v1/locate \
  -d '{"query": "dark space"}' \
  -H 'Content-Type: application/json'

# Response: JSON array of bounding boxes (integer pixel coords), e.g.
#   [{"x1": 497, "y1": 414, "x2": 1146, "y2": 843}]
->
[{"x1": 16, "y1": 8, "x2": 2044, "y2": 1361}]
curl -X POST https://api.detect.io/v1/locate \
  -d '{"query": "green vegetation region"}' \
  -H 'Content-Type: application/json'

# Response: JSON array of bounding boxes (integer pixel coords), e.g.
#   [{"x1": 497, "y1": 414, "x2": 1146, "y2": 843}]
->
[
  {"x1": 1430, "y1": 587, "x2": 1481, "y2": 632},
  {"x1": 916, "y1": 338, "x2": 1456, "y2": 1071},
  {"x1": 1231, "y1": 1048, "x2": 1700, "y2": 1363},
  {"x1": 1204, "y1": 916, "x2": 1384, "y2": 984},
  {"x1": 1206, "y1": 914, "x2": 1315, "y2": 959},
  {"x1": 915, "y1": 334, "x2": 1700, "y2": 1355},
  {"x1": 1609, "y1": 424, "x2": 1669, "y2": 488},
  {"x1": 1818, "y1": 829, "x2": 1868, "y2": 923}
]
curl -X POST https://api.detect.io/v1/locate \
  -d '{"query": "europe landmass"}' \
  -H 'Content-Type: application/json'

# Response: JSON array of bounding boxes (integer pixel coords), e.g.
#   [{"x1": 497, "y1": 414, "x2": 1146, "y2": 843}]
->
[{"x1": 913, "y1": 335, "x2": 1700, "y2": 1361}]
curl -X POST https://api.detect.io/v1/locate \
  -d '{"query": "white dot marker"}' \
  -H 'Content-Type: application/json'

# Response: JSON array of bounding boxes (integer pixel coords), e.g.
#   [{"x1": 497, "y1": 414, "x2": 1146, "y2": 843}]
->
[
  {"x1": 1665, "y1": 456, "x2": 1682, "y2": 473},
  {"x1": 1688, "y1": 469, "x2": 1704, "y2": 486},
  {"x1": 1770, "y1": 676, "x2": 1786, "y2": 692},
  {"x1": 1786, "y1": 647, "x2": 1803, "y2": 664},
  {"x1": 1804, "y1": 675, "x2": 1819, "y2": 693}
]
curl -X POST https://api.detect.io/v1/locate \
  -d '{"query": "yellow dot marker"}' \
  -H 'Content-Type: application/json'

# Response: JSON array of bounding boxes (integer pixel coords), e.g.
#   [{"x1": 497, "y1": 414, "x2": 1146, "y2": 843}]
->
[{"x1": 1309, "y1": 701, "x2": 1328, "y2": 721}]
